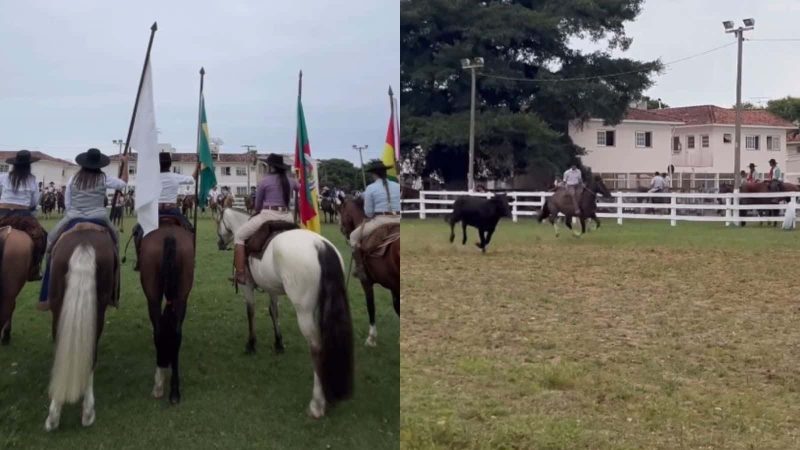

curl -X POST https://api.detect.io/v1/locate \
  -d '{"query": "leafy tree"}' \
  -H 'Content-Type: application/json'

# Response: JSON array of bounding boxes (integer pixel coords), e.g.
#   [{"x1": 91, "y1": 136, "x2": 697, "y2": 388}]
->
[
  {"x1": 642, "y1": 95, "x2": 668, "y2": 109},
  {"x1": 401, "y1": 0, "x2": 661, "y2": 187},
  {"x1": 733, "y1": 101, "x2": 759, "y2": 110},
  {"x1": 317, "y1": 158, "x2": 362, "y2": 192},
  {"x1": 767, "y1": 96, "x2": 800, "y2": 124}
]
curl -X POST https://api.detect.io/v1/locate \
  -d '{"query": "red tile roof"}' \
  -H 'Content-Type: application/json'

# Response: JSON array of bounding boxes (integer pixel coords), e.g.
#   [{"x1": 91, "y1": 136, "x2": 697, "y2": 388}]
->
[
  {"x1": 650, "y1": 105, "x2": 796, "y2": 128},
  {"x1": 0, "y1": 151, "x2": 76, "y2": 166},
  {"x1": 109, "y1": 152, "x2": 291, "y2": 163},
  {"x1": 623, "y1": 108, "x2": 683, "y2": 122}
]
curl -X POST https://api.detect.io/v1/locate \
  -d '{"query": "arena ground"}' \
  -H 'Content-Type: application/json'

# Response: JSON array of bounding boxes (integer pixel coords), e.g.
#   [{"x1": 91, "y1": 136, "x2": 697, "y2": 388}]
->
[
  {"x1": 1, "y1": 217, "x2": 399, "y2": 449},
  {"x1": 402, "y1": 218, "x2": 800, "y2": 449}
]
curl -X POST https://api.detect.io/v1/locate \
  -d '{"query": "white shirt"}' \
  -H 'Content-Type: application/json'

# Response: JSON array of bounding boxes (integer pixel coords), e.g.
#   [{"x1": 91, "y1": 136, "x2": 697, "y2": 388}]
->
[
  {"x1": 208, "y1": 188, "x2": 219, "y2": 200},
  {"x1": 0, "y1": 173, "x2": 39, "y2": 208},
  {"x1": 158, "y1": 172, "x2": 195, "y2": 203},
  {"x1": 64, "y1": 174, "x2": 127, "y2": 210},
  {"x1": 650, "y1": 175, "x2": 666, "y2": 190},
  {"x1": 563, "y1": 168, "x2": 582, "y2": 186}
]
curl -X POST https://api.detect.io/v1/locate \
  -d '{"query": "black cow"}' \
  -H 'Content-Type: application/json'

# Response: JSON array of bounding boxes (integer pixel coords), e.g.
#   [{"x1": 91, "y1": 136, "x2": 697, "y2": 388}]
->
[{"x1": 445, "y1": 193, "x2": 512, "y2": 253}]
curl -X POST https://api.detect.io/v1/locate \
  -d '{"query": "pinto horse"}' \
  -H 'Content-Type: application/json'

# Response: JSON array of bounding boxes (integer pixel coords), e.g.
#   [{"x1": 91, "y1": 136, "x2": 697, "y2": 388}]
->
[
  {"x1": 0, "y1": 228, "x2": 34, "y2": 345},
  {"x1": 339, "y1": 197, "x2": 400, "y2": 347},
  {"x1": 139, "y1": 222, "x2": 195, "y2": 404},
  {"x1": 216, "y1": 208, "x2": 354, "y2": 418},
  {"x1": 44, "y1": 227, "x2": 116, "y2": 431}
]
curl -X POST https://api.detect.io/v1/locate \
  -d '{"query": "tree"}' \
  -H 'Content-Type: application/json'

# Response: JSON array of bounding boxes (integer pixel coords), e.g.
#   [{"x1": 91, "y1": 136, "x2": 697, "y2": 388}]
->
[
  {"x1": 642, "y1": 95, "x2": 668, "y2": 109},
  {"x1": 317, "y1": 158, "x2": 362, "y2": 192},
  {"x1": 733, "y1": 102, "x2": 759, "y2": 110},
  {"x1": 401, "y1": 0, "x2": 661, "y2": 188},
  {"x1": 767, "y1": 96, "x2": 800, "y2": 125}
]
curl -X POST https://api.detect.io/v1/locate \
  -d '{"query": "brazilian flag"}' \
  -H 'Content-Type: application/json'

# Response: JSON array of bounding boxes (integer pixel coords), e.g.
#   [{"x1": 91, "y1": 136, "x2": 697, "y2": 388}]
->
[{"x1": 197, "y1": 93, "x2": 216, "y2": 207}]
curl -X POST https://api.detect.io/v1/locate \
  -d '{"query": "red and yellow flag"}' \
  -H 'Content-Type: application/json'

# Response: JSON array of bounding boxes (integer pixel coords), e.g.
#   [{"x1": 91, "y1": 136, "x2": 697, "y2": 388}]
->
[
  {"x1": 381, "y1": 96, "x2": 399, "y2": 182},
  {"x1": 294, "y1": 91, "x2": 321, "y2": 233}
]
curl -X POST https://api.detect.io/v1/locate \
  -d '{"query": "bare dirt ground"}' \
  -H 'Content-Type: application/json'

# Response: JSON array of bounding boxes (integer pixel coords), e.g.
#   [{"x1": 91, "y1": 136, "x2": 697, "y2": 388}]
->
[{"x1": 401, "y1": 219, "x2": 800, "y2": 449}]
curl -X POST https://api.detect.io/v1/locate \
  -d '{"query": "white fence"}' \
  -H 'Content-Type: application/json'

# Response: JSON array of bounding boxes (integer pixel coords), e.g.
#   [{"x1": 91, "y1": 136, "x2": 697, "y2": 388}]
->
[{"x1": 401, "y1": 190, "x2": 800, "y2": 226}]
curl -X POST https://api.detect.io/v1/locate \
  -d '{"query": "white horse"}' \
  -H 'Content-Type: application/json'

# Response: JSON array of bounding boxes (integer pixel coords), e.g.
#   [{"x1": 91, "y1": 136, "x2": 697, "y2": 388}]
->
[{"x1": 216, "y1": 208, "x2": 354, "y2": 418}]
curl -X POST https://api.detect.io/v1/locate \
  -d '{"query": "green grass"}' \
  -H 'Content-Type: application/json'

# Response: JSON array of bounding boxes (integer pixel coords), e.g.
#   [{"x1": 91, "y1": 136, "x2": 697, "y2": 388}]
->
[
  {"x1": 402, "y1": 218, "x2": 800, "y2": 449},
  {"x1": 1, "y1": 217, "x2": 399, "y2": 449}
]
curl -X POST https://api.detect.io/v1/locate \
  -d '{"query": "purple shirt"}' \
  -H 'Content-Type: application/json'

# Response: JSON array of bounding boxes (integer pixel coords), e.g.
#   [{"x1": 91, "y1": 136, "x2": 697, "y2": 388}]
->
[{"x1": 255, "y1": 174, "x2": 299, "y2": 212}]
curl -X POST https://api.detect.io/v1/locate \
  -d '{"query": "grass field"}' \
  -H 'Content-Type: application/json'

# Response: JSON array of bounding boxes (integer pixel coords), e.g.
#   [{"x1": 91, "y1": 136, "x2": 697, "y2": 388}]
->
[
  {"x1": 0, "y1": 217, "x2": 399, "y2": 449},
  {"x1": 402, "y1": 218, "x2": 800, "y2": 449}
]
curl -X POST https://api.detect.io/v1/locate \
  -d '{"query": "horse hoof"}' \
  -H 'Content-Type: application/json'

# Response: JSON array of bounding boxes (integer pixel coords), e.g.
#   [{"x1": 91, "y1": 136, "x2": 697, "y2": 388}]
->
[
  {"x1": 245, "y1": 339, "x2": 257, "y2": 354},
  {"x1": 81, "y1": 409, "x2": 95, "y2": 427},
  {"x1": 44, "y1": 416, "x2": 59, "y2": 432},
  {"x1": 152, "y1": 385, "x2": 164, "y2": 399},
  {"x1": 169, "y1": 392, "x2": 181, "y2": 405},
  {"x1": 274, "y1": 343, "x2": 285, "y2": 354},
  {"x1": 365, "y1": 336, "x2": 377, "y2": 347},
  {"x1": 307, "y1": 401, "x2": 325, "y2": 419}
]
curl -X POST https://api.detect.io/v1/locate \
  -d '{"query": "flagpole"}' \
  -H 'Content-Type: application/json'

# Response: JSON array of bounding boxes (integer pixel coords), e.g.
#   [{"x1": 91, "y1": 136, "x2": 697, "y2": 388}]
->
[
  {"x1": 192, "y1": 67, "x2": 205, "y2": 250},
  {"x1": 114, "y1": 21, "x2": 158, "y2": 231},
  {"x1": 293, "y1": 70, "x2": 302, "y2": 225}
]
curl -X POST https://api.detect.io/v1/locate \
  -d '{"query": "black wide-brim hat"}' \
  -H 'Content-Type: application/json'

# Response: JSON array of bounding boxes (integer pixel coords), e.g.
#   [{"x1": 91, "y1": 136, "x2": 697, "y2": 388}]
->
[
  {"x1": 6, "y1": 149, "x2": 40, "y2": 165},
  {"x1": 159, "y1": 152, "x2": 172, "y2": 165},
  {"x1": 76, "y1": 148, "x2": 110, "y2": 170},
  {"x1": 749, "y1": 163, "x2": 756, "y2": 168},
  {"x1": 769, "y1": 159, "x2": 777, "y2": 164},
  {"x1": 266, "y1": 153, "x2": 291, "y2": 170},
  {"x1": 365, "y1": 161, "x2": 393, "y2": 173}
]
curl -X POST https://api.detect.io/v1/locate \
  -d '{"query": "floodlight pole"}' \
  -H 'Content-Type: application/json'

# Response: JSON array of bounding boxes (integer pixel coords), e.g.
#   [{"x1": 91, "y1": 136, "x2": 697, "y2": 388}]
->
[{"x1": 462, "y1": 57, "x2": 483, "y2": 192}]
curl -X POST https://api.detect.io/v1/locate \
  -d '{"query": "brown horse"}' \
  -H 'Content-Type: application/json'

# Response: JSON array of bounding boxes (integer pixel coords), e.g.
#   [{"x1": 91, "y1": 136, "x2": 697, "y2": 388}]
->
[
  {"x1": 180, "y1": 195, "x2": 195, "y2": 218},
  {"x1": 0, "y1": 228, "x2": 34, "y2": 345},
  {"x1": 44, "y1": 227, "x2": 116, "y2": 431},
  {"x1": 339, "y1": 197, "x2": 399, "y2": 347},
  {"x1": 538, "y1": 176, "x2": 612, "y2": 237},
  {"x1": 722, "y1": 181, "x2": 800, "y2": 226},
  {"x1": 139, "y1": 223, "x2": 195, "y2": 404}
]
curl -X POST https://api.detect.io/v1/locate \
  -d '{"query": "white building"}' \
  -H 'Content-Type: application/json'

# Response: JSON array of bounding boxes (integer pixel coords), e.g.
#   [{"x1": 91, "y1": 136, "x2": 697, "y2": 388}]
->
[
  {"x1": 106, "y1": 146, "x2": 319, "y2": 197},
  {"x1": 569, "y1": 105, "x2": 797, "y2": 190},
  {"x1": 0, "y1": 150, "x2": 78, "y2": 188}
]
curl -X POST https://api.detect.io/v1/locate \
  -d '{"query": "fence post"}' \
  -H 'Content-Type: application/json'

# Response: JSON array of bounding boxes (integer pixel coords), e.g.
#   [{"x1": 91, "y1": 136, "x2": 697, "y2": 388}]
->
[
  {"x1": 733, "y1": 189, "x2": 739, "y2": 226},
  {"x1": 512, "y1": 192, "x2": 518, "y2": 223},
  {"x1": 419, "y1": 190, "x2": 426, "y2": 220},
  {"x1": 670, "y1": 193, "x2": 677, "y2": 226},
  {"x1": 616, "y1": 193, "x2": 623, "y2": 225},
  {"x1": 724, "y1": 196, "x2": 731, "y2": 227}
]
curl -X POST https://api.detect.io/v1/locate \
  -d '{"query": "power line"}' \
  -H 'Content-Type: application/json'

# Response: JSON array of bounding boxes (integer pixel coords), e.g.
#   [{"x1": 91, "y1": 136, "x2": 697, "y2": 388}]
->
[
  {"x1": 748, "y1": 38, "x2": 800, "y2": 42},
  {"x1": 479, "y1": 42, "x2": 736, "y2": 83}
]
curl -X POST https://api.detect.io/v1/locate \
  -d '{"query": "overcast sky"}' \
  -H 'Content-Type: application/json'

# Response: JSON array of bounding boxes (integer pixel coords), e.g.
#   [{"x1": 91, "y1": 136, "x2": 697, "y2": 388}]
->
[
  {"x1": 0, "y1": 0, "x2": 399, "y2": 164},
  {"x1": 573, "y1": 0, "x2": 800, "y2": 109}
]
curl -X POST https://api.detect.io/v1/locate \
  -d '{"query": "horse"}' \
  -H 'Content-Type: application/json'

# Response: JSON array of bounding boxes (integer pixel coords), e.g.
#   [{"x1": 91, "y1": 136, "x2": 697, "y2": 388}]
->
[
  {"x1": 244, "y1": 195, "x2": 255, "y2": 214},
  {"x1": 635, "y1": 186, "x2": 670, "y2": 214},
  {"x1": 44, "y1": 227, "x2": 116, "y2": 431},
  {"x1": 180, "y1": 195, "x2": 195, "y2": 218},
  {"x1": 321, "y1": 197, "x2": 338, "y2": 223},
  {"x1": 339, "y1": 197, "x2": 400, "y2": 347},
  {"x1": 446, "y1": 193, "x2": 511, "y2": 252},
  {"x1": 538, "y1": 176, "x2": 612, "y2": 237},
  {"x1": 720, "y1": 181, "x2": 800, "y2": 226},
  {"x1": 57, "y1": 191, "x2": 66, "y2": 215},
  {"x1": 209, "y1": 196, "x2": 220, "y2": 221},
  {"x1": 0, "y1": 228, "x2": 34, "y2": 345},
  {"x1": 139, "y1": 222, "x2": 195, "y2": 404},
  {"x1": 41, "y1": 192, "x2": 56, "y2": 219},
  {"x1": 125, "y1": 192, "x2": 135, "y2": 216},
  {"x1": 110, "y1": 195, "x2": 125, "y2": 230},
  {"x1": 216, "y1": 208, "x2": 354, "y2": 418}
]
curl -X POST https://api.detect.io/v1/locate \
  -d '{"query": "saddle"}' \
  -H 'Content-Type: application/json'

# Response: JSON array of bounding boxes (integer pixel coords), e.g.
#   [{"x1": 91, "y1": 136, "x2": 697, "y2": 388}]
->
[
  {"x1": 244, "y1": 220, "x2": 299, "y2": 260},
  {"x1": 0, "y1": 214, "x2": 46, "y2": 258},
  {"x1": 360, "y1": 223, "x2": 400, "y2": 257}
]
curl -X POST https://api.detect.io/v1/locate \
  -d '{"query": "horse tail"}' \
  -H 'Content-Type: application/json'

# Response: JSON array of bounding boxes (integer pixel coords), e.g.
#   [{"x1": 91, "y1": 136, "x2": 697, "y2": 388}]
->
[
  {"x1": 538, "y1": 200, "x2": 549, "y2": 223},
  {"x1": 162, "y1": 235, "x2": 178, "y2": 301},
  {"x1": 316, "y1": 240, "x2": 354, "y2": 404},
  {"x1": 49, "y1": 244, "x2": 96, "y2": 405},
  {"x1": 120, "y1": 230, "x2": 135, "y2": 264}
]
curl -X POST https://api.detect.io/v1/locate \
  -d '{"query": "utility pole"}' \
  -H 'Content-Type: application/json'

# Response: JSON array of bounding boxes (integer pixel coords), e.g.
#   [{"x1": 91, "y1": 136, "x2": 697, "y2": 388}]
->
[
  {"x1": 723, "y1": 18, "x2": 754, "y2": 192},
  {"x1": 242, "y1": 144, "x2": 256, "y2": 195},
  {"x1": 353, "y1": 144, "x2": 368, "y2": 189},
  {"x1": 461, "y1": 57, "x2": 484, "y2": 192}
]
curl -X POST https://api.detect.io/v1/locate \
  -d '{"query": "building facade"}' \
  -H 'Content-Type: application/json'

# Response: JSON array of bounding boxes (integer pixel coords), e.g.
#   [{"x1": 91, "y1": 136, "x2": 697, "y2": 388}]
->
[{"x1": 569, "y1": 105, "x2": 797, "y2": 191}]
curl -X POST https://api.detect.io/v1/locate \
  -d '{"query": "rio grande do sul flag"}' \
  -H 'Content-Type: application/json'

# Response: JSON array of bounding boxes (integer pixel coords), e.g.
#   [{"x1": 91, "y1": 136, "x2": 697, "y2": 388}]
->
[
  {"x1": 381, "y1": 99, "x2": 399, "y2": 182},
  {"x1": 294, "y1": 93, "x2": 321, "y2": 234}
]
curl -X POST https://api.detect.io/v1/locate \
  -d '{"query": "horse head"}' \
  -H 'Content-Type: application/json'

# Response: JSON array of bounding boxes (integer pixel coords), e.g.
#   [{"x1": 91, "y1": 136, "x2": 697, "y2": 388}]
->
[
  {"x1": 339, "y1": 196, "x2": 364, "y2": 238},
  {"x1": 592, "y1": 176, "x2": 612, "y2": 198}
]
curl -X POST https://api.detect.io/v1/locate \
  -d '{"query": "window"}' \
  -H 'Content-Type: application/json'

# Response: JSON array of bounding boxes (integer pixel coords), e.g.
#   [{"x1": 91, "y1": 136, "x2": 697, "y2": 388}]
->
[
  {"x1": 222, "y1": 167, "x2": 231, "y2": 176},
  {"x1": 236, "y1": 166, "x2": 247, "y2": 176},
  {"x1": 129, "y1": 164, "x2": 137, "y2": 175},
  {"x1": 701, "y1": 135, "x2": 709, "y2": 148},
  {"x1": 635, "y1": 131, "x2": 652, "y2": 148},
  {"x1": 236, "y1": 186, "x2": 248, "y2": 196},
  {"x1": 672, "y1": 136, "x2": 681, "y2": 153},
  {"x1": 0, "y1": 164, "x2": 8, "y2": 173},
  {"x1": 723, "y1": 133, "x2": 732, "y2": 143},
  {"x1": 766, "y1": 135, "x2": 781, "y2": 151},
  {"x1": 687, "y1": 136, "x2": 695, "y2": 149},
  {"x1": 596, "y1": 130, "x2": 615, "y2": 147},
  {"x1": 745, "y1": 135, "x2": 760, "y2": 150},
  {"x1": 172, "y1": 166, "x2": 182, "y2": 174}
]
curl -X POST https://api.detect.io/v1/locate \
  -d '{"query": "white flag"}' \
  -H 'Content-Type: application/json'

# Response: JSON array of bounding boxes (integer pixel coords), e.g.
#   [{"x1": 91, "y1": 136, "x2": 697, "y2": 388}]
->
[{"x1": 131, "y1": 61, "x2": 160, "y2": 236}]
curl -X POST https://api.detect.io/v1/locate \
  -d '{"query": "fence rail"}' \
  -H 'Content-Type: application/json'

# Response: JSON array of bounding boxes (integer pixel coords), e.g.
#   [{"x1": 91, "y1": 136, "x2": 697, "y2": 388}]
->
[{"x1": 401, "y1": 190, "x2": 800, "y2": 226}]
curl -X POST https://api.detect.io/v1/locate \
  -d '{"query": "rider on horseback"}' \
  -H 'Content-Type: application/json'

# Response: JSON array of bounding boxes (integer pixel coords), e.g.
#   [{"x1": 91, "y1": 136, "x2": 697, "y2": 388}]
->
[
  {"x1": 38, "y1": 148, "x2": 128, "y2": 311},
  {"x1": 131, "y1": 152, "x2": 197, "y2": 271},
  {"x1": 348, "y1": 161, "x2": 400, "y2": 280},
  {"x1": 231, "y1": 154, "x2": 298, "y2": 284},
  {"x1": 563, "y1": 162, "x2": 583, "y2": 216},
  {"x1": 0, "y1": 150, "x2": 47, "y2": 281},
  {"x1": 767, "y1": 158, "x2": 784, "y2": 192}
]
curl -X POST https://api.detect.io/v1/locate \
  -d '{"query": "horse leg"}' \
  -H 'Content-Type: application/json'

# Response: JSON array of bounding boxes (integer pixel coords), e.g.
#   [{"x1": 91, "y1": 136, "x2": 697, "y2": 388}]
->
[
  {"x1": 243, "y1": 282, "x2": 257, "y2": 354},
  {"x1": 269, "y1": 293, "x2": 284, "y2": 353},
  {"x1": 392, "y1": 288, "x2": 400, "y2": 316},
  {"x1": 295, "y1": 308, "x2": 325, "y2": 419},
  {"x1": 0, "y1": 294, "x2": 14, "y2": 346},
  {"x1": 168, "y1": 302, "x2": 186, "y2": 405},
  {"x1": 363, "y1": 281, "x2": 377, "y2": 347},
  {"x1": 81, "y1": 371, "x2": 95, "y2": 427},
  {"x1": 147, "y1": 296, "x2": 168, "y2": 399},
  {"x1": 551, "y1": 216, "x2": 559, "y2": 238}
]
